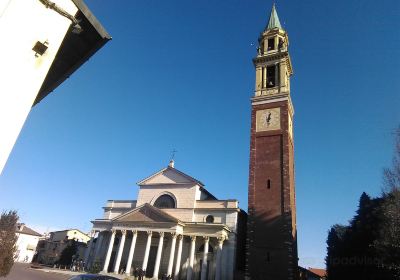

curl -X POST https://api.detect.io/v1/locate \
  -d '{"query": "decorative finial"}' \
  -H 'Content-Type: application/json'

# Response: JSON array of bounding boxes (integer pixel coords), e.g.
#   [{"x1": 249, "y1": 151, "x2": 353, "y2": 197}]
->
[{"x1": 169, "y1": 149, "x2": 177, "y2": 168}]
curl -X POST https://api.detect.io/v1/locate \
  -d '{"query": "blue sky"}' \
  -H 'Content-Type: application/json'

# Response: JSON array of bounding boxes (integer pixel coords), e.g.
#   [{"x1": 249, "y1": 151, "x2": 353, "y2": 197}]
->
[{"x1": 1, "y1": 0, "x2": 400, "y2": 269}]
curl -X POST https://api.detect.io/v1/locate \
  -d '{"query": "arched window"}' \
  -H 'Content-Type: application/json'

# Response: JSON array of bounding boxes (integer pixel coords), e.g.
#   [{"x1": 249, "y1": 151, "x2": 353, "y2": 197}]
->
[
  {"x1": 205, "y1": 215, "x2": 214, "y2": 223},
  {"x1": 154, "y1": 194, "x2": 176, "y2": 209}
]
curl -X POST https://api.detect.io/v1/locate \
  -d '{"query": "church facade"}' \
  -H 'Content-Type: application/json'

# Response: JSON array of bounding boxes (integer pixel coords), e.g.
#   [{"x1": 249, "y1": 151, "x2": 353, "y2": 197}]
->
[{"x1": 86, "y1": 161, "x2": 246, "y2": 280}]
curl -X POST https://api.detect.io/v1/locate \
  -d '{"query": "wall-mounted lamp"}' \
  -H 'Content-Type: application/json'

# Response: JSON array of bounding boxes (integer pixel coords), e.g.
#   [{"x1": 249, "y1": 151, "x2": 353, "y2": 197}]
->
[{"x1": 32, "y1": 40, "x2": 49, "y2": 57}]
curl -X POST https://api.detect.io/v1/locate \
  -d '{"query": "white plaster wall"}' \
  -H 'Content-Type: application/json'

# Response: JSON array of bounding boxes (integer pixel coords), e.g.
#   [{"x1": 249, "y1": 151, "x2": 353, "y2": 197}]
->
[
  {"x1": 136, "y1": 184, "x2": 198, "y2": 209},
  {"x1": 145, "y1": 169, "x2": 193, "y2": 184},
  {"x1": 66, "y1": 230, "x2": 90, "y2": 243},
  {"x1": 195, "y1": 186, "x2": 202, "y2": 200},
  {"x1": 104, "y1": 209, "x2": 133, "y2": 220},
  {"x1": 51, "y1": 231, "x2": 67, "y2": 242},
  {"x1": 193, "y1": 210, "x2": 238, "y2": 230},
  {"x1": 51, "y1": 230, "x2": 89, "y2": 243},
  {"x1": 0, "y1": 0, "x2": 78, "y2": 174},
  {"x1": 225, "y1": 212, "x2": 239, "y2": 231},
  {"x1": 15, "y1": 233, "x2": 40, "y2": 263},
  {"x1": 193, "y1": 210, "x2": 226, "y2": 224},
  {"x1": 163, "y1": 208, "x2": 194, "y2": 222}
]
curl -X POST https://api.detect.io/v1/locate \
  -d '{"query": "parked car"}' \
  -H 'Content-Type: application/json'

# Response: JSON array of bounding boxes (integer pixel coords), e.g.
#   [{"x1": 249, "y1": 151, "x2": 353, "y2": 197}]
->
[{"x1": 68, "y1": 275, "x2": 120, "y2": 280}]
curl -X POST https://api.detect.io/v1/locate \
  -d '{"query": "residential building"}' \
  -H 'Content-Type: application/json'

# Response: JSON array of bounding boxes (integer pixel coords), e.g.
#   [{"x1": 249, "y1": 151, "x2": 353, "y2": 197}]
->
[
  {"x1": 14, "y1": 223, "x2": 42, "y2": 263},
  {"x1": 35, "y1": 229, "x2": 90, "y2": 265}
]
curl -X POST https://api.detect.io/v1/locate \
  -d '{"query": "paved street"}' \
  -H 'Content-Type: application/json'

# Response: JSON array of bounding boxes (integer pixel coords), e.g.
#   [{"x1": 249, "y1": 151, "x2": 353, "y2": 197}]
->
[{"x1": 4, "y1": 263, "x2": 71, "y2": 280}]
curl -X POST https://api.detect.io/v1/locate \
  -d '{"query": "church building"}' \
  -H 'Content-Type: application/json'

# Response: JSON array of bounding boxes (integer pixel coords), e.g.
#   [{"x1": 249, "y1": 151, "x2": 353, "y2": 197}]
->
[
  {"x1": 86, "y1": 160, "x2": 247, "y2": 280},
  {"x1": 86, "y1": 3, "x2": 298, "y2": 280}
]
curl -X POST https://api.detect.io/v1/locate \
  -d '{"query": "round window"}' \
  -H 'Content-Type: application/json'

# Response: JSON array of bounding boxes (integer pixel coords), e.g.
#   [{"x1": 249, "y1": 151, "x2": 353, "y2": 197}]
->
[{"x1": 205, "y1": 215, "x2": 214, "y2": 223}]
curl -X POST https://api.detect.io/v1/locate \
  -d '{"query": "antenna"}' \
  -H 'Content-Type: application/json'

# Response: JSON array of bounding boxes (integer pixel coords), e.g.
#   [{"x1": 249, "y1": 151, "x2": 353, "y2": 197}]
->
[{"x1": 170, "y1": 149, "x2": 178, "y2": 161}]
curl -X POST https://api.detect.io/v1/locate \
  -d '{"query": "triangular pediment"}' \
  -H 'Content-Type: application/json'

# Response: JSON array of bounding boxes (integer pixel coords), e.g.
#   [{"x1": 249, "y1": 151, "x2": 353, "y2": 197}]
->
[
  {"x1": 138, "y1": 166, "x2": 203, "y2": 186},
  {"x1": 113, "y1": 203, "x2": 180, "y2": 223}
]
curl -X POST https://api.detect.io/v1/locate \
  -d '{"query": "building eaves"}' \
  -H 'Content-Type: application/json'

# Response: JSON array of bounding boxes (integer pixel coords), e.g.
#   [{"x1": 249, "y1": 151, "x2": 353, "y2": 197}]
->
[
  {"x1": 137, "y1": 166, "x2": 204, "y2": 187},
  {"x1": 33, "y1": 0, "x2": 111, "y2": 105},
  {"x1": 16, "y1": 226, "x2": 42, "y2": 237}
]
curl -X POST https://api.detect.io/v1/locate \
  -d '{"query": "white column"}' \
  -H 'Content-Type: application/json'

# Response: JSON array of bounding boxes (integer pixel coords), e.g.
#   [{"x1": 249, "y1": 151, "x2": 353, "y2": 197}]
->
[
  {"x1": 200, "y1": 236, "x2": 209, "y2": 280},
  {"x1": 187, "y1": 236, "x2": 196, "y2": 280},
  {"x1": 152, "y1": 232, "x2": 164, "y2": 279},
  {"x1": 114, "y1": 229, "x2": 127, "y2": 274},
  {"x1": 93, "y1": 232, "x2": 104, "y2": 264},
  {"x1": 103, "y1": 229, "x2": 116, "y2": 273},
  {"x1": 84, "y1": 230, "x2": 95, "y2": 266},
  {"x1": 142, "y1": 231, "x2": 152, "y2": 271},
  {"x1": 167, "y1": 233, "x2": 177, "y2": 277},
  {"x1": 262, "y1": 67, "x2": 267, "y2": 88},
  {"x1": 215, "y1": 237, "x2": 225, "y2": 280},
  {"x1": 125, "y1": 230, "x2": 138, "y2": 275},
  {"x1": 173, "y1": 235, "x2": 183, "y2": 280}
]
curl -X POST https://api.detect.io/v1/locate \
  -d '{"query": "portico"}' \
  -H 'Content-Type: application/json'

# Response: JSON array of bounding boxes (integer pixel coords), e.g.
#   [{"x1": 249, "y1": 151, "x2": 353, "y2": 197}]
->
[
  {"x1": 86, "y1": 162, "x2": 246, "y2": 280},
  {"x1": 88, "y1": 204, "x2": 228, "y2": 279}
]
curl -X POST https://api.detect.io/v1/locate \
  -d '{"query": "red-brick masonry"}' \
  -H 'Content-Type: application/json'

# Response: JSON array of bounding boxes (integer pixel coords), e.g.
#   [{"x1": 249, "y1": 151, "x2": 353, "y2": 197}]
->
[{"x1": 246, "y1": 99, "x2": 298, "y2": 280}]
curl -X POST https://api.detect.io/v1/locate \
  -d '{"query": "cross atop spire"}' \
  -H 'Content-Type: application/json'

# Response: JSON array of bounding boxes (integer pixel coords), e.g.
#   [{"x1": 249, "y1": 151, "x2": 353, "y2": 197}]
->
[{"x1": 266, "y1": 3, "x2": 282, "y2": 31}]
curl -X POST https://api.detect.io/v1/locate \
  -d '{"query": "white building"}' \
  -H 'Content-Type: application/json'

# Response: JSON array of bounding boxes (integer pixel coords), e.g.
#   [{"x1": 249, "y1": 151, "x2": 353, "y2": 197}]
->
[
  {"x1": 86, "y1": 161, "x2": 247, "y2": 280},
  {"x1": 15, "y1": 223, "x2": 42, "y2": 263},
  {"x1": 0, "y1": 0, "x2": 110, "y2": 174}
]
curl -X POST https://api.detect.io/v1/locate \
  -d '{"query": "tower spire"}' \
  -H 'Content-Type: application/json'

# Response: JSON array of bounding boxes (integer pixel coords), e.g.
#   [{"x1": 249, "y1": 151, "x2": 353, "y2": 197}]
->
[{"x1": 266, "y1": 3, "x2": 282, "y2": 30}]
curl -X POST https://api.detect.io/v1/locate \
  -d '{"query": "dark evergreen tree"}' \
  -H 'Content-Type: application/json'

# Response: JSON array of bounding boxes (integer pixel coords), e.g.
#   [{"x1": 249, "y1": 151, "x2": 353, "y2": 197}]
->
[
  {"x1": 377, "y1": 126, "x2": 400, "y2": 279},
  {"x1": 326, "y1": 127, "x2": 400, "y2": 280},
  {"x1": 326, "y1": 224, "x2": 347, "y2": 280},
  {"x1": 374, "y1": 189, "x2": 400, "y2": 279},
  {"x1": 58, "y1": 239, "x2": 78, "y2": 266},
  {"x1": 0, "y1": 210, "x2": 18, "y2": 277}
]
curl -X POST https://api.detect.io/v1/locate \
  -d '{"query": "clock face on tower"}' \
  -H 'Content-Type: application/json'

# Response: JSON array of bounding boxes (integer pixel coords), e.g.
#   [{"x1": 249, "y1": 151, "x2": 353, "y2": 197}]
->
[{"x1": 256, "y1": 107, "x2": 281, "y2": 132}]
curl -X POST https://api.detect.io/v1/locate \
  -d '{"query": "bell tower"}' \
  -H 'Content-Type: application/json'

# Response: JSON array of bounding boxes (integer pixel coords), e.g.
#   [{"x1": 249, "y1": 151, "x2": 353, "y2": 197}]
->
[{"x1": 246, "y1": 4, "x2": 298, "y2": 280}]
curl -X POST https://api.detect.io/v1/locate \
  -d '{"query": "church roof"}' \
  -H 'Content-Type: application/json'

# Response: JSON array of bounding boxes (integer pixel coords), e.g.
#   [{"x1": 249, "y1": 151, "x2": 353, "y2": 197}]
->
[
  {"x1": 266, "y1": 3, "x2": 282, "y2": 30},
  {"x1": 112, "y1": 203, "x2": 181, "y2": 224},
  {"x1": 137, "y1": 165, "x2": 204, "y2": 186}
]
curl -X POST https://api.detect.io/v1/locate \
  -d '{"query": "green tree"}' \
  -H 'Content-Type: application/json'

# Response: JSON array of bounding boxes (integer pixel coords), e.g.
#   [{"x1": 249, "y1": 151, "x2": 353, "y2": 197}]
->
[
  {"x1": 376, "y1": 126, "x2": 400, "y2": 278},
  {"x1": 374, "y1": 190, "x2": 400, "y2": 278},
  {"x1": 0, "y1": 210, "x2": 19, "y2": 277},
  {"x1": 58, "y1": 239, "x2": 78, "y2": 266},
  {"x1": 326, "y1": 224, "x2": 347, "y2": 279}
]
